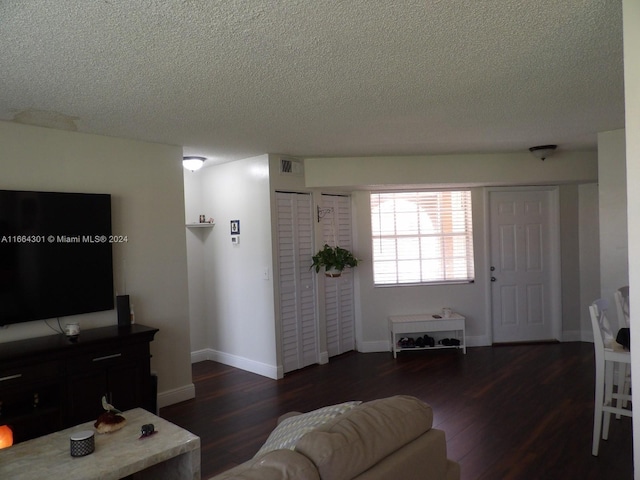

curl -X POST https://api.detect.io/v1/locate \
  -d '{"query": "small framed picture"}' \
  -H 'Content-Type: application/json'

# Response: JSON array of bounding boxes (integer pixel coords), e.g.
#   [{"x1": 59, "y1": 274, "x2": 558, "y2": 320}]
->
[{"x1": 230, "y1": 220, "x2": 240, "y2": 235}]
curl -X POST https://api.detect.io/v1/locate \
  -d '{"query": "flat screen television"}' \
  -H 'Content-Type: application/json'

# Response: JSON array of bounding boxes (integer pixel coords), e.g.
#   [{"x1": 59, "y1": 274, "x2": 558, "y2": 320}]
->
[{"x1": 0, "y1": 189, "x2": 114, "y2": 326}]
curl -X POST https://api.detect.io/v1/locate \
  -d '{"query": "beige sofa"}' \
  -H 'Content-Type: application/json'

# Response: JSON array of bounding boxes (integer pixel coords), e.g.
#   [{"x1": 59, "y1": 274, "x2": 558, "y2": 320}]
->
[{"x1": 210, "y1": 395, "x2": 460, "y2": 480}]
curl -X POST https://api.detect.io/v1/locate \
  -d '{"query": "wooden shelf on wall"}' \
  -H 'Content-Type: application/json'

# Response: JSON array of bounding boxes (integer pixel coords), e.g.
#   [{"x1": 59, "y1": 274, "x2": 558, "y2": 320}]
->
[{"x1": 185, "y1": 223, "x2": 215, "y2": 228}]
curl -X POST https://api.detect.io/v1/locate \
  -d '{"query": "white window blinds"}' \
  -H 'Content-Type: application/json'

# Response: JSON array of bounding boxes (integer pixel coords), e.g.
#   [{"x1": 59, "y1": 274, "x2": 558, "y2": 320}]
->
[{"x1": 371, "y1": 190, "x2": 475, "y2": 285}]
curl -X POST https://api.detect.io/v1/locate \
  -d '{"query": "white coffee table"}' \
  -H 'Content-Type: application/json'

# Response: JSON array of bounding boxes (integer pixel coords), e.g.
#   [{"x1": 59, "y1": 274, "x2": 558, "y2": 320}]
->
[{"x1": 0, "y1": 408, "x2": 200, "y2": 479}]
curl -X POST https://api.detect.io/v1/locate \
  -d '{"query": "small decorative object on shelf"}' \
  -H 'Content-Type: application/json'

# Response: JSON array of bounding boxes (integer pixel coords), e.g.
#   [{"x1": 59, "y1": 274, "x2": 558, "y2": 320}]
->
[
  {"x1": 311, "y1": 244, "x2": 359, "y2": 278},
  {"x1": 94, "y1": 396, "x2": 126, "y2": 434}
]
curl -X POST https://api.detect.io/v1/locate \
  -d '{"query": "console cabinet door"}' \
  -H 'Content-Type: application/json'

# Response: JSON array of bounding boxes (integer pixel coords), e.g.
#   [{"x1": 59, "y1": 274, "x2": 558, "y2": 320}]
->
[
  {"x1": 65, "y1": 344, "x2": 151, "y2": 426},
  {"x1": 67, "y1": 369, "x2": 109, "y2": 424},
  {"x1": 107, "y1": 361, "x2": 147, "y2": 412},
  {"x1": 0, "y1": 362, "x2": 63, "y2": 442}
]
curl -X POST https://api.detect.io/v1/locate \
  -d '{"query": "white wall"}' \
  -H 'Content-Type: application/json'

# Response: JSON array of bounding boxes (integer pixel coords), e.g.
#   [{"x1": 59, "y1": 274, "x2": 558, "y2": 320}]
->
[
  {"x1": 184, "y1": 169, "x2": 208, "y2": 353},
  {"x1": 559, "y1": 184, "x2": 582, "y2": 340},
  {"x1": 597, "y1": 129, "x2": 628, "y2": 329},
  {"x1": 304, "y1": 151, "x2": 598, "y2": 189},
  {"x1": 0, "y1": 121, "x2": 194, "y2": 407},
  {"x1": 189, "y1": 155, "x2": 278, "y2": 378},
  {"x1": 578, "y1": 183, "x2": 601, "y2": 338},
  {"x1": 352, "y1": 188, "x2": 489, "y2": 349},
  {"x1": 622, "y1": 1, "x2": 640, "y2": 475}
]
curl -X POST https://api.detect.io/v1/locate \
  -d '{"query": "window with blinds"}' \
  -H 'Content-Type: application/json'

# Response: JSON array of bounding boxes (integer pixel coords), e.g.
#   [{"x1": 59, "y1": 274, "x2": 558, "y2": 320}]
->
[{"x1": 370, "y1": 190, "x2": 475, "y2": 285}]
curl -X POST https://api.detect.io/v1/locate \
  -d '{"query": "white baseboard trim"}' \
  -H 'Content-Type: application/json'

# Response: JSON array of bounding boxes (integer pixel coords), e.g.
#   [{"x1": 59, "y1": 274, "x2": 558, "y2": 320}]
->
[
  {"x1": 157, "y1": 383, "x2": 195, "y2": 409},
  {"x1": 561, "y1": 330, "x2": 584, "y2": 342},
  {"x1": 190, "y1": 348, "x2": 210, "y2": 364},
  {"x1": 191, "y1": 348, "x2": 280, "y2": 380},
  {"x1": 465, "y1": 335, "x2": 491, "y2": 347},
  {"x1": 319, "y1": 350, "x2": 329, "y2": 365},
  {"x1": 580, "y1": 331, "x2": 594, "y2": 343},
  {"x1": 357, "y1": 340, "x2": 389, "y2": 353}
]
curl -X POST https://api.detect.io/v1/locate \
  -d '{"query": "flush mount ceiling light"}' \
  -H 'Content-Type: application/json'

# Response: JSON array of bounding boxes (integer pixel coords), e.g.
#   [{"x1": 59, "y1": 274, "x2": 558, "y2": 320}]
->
[
  {"x1": 528, "y1": 145, "x2": 557, "y2": 161},
  {"x1": 182, "y1": 156, "x2": 206, "y2": 171}
]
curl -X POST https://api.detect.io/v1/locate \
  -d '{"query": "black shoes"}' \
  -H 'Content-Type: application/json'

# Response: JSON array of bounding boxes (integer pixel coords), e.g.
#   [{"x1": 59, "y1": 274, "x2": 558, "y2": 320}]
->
[
  {"x1": 397, "y1": 336, "x2": 459, "y2": 348},
  {"x1": 398, "y1": 337, "x2": 414, "y2": 348}
]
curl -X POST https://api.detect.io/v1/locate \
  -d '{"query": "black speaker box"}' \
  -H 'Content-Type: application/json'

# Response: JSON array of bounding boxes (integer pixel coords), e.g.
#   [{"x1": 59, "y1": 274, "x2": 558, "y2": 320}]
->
[{"x1": 116, "y1": 295, "x2": 131, "y2": 328}]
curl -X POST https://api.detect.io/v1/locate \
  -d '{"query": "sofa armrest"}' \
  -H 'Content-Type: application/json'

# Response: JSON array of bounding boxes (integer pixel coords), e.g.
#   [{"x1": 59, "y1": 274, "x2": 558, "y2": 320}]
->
[
  {"x1": 354, "y1": 429, "x2": 456, "y2": 480},
  {"x1": 208, "y1": 449, "x2": 320, "y2": 480}
]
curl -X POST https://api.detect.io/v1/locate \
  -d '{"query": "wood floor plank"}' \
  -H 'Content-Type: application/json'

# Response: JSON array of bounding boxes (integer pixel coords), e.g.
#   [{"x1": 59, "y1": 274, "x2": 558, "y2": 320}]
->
[{"x1": 160, "y1": 343, "x2": 632, "y2": 480}]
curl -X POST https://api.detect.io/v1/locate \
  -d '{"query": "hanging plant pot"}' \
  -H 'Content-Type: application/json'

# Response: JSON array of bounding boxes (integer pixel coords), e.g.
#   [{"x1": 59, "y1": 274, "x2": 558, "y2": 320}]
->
[
  {"x1": 310, "y1": 244, "x2": 359, "y2": 276},
  {"x1": 325, "y1": 267, "x2": 342, "y2": 278}
]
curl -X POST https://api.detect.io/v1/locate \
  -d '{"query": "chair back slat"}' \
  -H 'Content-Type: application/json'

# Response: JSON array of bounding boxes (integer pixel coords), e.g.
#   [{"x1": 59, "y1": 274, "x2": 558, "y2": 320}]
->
[
  {"x1": 592, "y1": 298, "x2": 614, "y2": 343},
  {"x1": 615, "y1": 286, "x2": 630, "y2": 328}
]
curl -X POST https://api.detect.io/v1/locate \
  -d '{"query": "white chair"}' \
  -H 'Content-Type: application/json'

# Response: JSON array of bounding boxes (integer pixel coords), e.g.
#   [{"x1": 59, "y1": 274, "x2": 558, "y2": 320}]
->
[
  {"x1": 589, "y1": 298, "x2": 632, "y2": 456},
  {"x1": 612, "y1": 286, "x2": 632, "y2": 412},
  {"x1": 614, "y1": 285, "x2": 630, "y2": 329}
]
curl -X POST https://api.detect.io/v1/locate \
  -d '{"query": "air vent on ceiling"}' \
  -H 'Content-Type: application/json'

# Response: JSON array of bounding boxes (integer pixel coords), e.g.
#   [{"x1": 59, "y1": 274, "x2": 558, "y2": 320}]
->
[{"x1": 280, "y1": 158, "x2": 304, "y2": 176}]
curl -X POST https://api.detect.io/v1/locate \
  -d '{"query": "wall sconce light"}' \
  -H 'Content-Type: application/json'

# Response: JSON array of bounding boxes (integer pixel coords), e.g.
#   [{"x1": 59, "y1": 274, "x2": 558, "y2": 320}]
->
[
  {"x1": 182, "y1": 156, "x2": 206, "y2": 171},
  {"x1": 0, "y1": 425, "x2": 13, "y2": 449},
  {"x1": 528, "y1": 145, "x2": 557, "y2": 161}
]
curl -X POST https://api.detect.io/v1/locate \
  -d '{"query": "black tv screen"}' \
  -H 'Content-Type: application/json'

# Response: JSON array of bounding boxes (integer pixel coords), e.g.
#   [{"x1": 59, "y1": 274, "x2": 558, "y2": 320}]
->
[{"x1": 0, "y1": 190, "x2": 114, "y2": 326}]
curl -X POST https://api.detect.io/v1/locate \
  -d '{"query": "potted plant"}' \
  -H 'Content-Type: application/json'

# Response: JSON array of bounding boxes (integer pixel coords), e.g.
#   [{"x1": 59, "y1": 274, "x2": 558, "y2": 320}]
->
[{"x1": 311, "y1": 244, "x2": 359, "y2": 277}]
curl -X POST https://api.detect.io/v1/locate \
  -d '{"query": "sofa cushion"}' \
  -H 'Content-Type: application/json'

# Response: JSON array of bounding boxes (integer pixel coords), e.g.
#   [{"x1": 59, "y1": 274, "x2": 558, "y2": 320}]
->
[
  {"x1": 210, "y1": 449, "x2": 320, "y2": 480},
  {"x1": 254, "y1": 401, "x2": 361, "y2": 458},
  {"x1": 294, "y1": 395, "x2": 434, "y2": 480}
]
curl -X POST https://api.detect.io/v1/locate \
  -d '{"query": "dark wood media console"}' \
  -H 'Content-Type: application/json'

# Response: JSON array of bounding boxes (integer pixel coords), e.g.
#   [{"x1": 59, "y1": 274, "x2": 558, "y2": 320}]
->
[{"x1": 0, "y1": 324, "x2": 158, "y2": 444}]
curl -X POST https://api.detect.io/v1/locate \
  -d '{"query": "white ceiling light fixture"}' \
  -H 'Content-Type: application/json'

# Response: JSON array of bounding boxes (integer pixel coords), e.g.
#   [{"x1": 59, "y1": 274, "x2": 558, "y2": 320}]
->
[
  {"x1": 182, "y1": 156, "x2": 206, "y2": 171},
  {"x1": 528, "y1": 145, "x2": 557, "y2": 161}
]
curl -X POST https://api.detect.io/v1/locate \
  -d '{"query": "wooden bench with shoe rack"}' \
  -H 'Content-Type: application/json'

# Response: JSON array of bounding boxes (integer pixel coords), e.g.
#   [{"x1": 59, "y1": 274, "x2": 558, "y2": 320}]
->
[{"x1": 389, "y1": 313, "x2": 466, "y2": 358}]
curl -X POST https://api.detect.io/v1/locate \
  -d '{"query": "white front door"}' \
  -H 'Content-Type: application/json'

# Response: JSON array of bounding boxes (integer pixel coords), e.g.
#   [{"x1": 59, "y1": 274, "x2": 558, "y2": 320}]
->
[{"x1": 489, "y1": 189, "x2": 559, "y2": 343}]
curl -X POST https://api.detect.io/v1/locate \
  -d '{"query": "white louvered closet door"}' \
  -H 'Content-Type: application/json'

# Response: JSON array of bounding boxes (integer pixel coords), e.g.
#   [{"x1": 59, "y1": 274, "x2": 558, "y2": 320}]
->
[
  {"x1": 321, "y1": 194, "x2": 355, "y2": 357},
  {"x1": 276, "y1": 192, "x2": 318, "y2": 373}
]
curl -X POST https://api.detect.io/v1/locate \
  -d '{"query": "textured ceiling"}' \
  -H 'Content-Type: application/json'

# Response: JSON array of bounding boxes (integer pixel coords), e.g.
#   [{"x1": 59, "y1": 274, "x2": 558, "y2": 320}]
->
[{"x1": 0, "y1": 1, "x2": 624, "y2": 166}]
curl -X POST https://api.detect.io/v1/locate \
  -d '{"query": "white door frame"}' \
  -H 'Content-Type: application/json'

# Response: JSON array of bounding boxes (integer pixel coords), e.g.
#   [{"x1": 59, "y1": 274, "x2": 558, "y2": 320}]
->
[{"x1": 483, "y1": 186, "x2": 562, "y2": 343}]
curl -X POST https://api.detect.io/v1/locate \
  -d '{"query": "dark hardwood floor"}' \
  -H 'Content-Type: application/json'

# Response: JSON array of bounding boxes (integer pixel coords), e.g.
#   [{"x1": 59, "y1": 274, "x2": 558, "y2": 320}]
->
[{"x1": 160, "y1": 343, "x2": 632, "y2": 480}]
